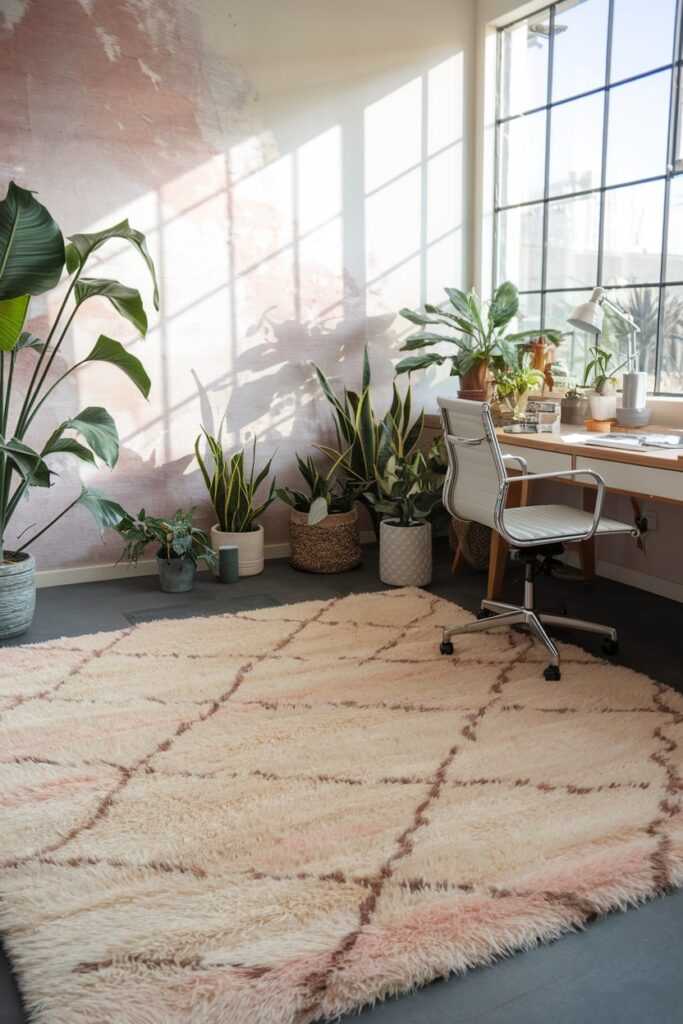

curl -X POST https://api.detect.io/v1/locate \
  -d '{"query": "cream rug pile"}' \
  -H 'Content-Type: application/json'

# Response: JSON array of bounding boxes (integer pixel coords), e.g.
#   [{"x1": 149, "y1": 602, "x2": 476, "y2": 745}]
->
[{"x1": 1, "y1": 588, "x2": 682, "y2": 1024}]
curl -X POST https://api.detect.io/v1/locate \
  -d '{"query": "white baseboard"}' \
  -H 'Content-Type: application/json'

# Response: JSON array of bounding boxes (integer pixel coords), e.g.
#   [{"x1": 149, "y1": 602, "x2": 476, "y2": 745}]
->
[
  {"x1": 35, "y1": 531, "x2": 379, "y2": 589},
  {"x1": 560, "y1": 551, "x2": 683, "y2": 604}
]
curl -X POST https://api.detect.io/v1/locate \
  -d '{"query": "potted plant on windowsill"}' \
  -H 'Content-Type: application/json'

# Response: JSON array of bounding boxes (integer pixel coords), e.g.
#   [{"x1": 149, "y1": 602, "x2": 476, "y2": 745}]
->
[
  {"x1": 116, "y1": 508, "x2": 216, "y2": 592},
  {"x1": 195, "y1": 431, "x2": 276, "y2": 577},
  {"x1": 0, "y1": 181, "x2": 156, "y2": 639},
  {"x1": 396, "y1": 281, "x2": 562, "y2": 400},
  {"x1": 560, "y1": 386, "x2": 591, "y2": 425},
  {"x1": 276, "y1": 454, "x2": 363, "y2": 573},
  {"x1": 583, "y1": 345, "x2": 629, "y2": 421},
  {"x1": 364, "y1": 452, "x2": 442, "y2": 587}
]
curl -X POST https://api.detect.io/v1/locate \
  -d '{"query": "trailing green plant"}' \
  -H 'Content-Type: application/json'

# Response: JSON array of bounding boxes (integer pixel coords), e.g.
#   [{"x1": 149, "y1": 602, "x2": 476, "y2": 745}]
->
[
  {"x1": 0, "y1": 181, "x2": 157, "y2": 563},
  {"x1": 276, "y1": 453, "x2": 362, "y2": 525},
  {"x1": 363, "y1": 451, "x2": 443, "y2": 528},
  {"x1": 491, "y1": 361, "x2": 545, "y2": 408},
  {"x1": 116, "y1": 507, "x2": 216, "y2": 568},
  {"x1": 583, "y1": 345, "x2": 629, "y2": 394},
  {"x1": 195, "y1": 430, "x2": 276, "y2": 533},
  {"x1": 396, "y1": 281, "x2": 562, "y2": 378},
  {"x1": 312, "y1": 347, "x2": 424, "y2": 529}
]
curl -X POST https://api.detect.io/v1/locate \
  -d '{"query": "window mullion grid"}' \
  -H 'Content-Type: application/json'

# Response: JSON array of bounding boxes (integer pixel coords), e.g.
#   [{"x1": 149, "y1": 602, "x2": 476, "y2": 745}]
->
[
  {"x1": 539, "y1": 4, "x2": 555, "y2": 329},
  {"x1": 492, "y1": 27, "x2": 503, "y2": 293},
  {"x1": 655, "y1": 0, "x2": 683, "y2": 392},
  {"x1": 595, "y1": 0, "x2": 615, "y2": 291}
]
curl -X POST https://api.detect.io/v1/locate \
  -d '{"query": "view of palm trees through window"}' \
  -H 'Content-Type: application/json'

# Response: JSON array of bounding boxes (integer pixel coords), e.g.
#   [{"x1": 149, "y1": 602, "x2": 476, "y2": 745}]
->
[{"x1": 494, "y1": 0, "x2": 683, "y2": 395}]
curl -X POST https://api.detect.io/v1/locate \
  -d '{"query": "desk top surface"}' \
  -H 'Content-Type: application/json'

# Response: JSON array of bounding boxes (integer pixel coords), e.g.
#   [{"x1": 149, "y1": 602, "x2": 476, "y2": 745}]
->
[{"x1": 493, "y1": 425, "x2": 683, "y2": 472}]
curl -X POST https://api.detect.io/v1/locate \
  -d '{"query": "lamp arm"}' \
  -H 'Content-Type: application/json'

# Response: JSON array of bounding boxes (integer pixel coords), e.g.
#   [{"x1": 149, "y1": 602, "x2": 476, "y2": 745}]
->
[{"x1": 599, "y1": 295, "x2": 641, "y2": 333}]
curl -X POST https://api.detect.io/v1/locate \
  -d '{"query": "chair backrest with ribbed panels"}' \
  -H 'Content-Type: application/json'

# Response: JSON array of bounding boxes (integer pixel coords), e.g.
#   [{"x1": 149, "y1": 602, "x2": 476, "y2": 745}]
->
[{"x1": 437, "y1": 397, "x2": 506, "y2": 529}]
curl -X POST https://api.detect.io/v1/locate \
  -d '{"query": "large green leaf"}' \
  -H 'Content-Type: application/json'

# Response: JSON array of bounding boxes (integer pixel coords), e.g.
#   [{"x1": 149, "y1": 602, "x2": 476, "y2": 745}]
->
[
  {"x1": 82, "y1": 335, "x2": 151, "y2": 398},
  {"x1": 0, "y1": 182, "x2": 65, "y2": 301},
  {"x1": 42, "y1": 407, "x2": 119, "y2": 468},
  {"x1": 76, "y1": 486, "x2": 127, "y2": 534},
  {"x1": 0, "y1": 435, "x2": 52, "y2": 487},
  {"x1": 0, "y1": 294, "x2": 29, "y2": 351},
  {"x1": 65, "y1": 219, "x2": 159, "y2": 310},
  {"x1": 488, "y1": 280, "x2": 519, "y2": 330},
  {"x1": 75, "y1": 278, "x2": 148, "y2": 336},
  {"x1": 395, "y1": 353, "x2": 446, "y2": 374}
]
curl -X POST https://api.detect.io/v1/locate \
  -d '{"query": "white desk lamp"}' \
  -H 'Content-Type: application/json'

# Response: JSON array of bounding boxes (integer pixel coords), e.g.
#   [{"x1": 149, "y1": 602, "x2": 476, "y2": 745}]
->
[{"x1": 567, "y1": 287, "x2": 649, "y2": 424}]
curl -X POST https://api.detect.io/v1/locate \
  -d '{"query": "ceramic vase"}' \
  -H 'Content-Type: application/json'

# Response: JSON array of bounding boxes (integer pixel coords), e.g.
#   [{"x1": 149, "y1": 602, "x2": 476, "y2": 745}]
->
[{"x1": 210, "y1": 523, "x2": 264, "y2": 576}]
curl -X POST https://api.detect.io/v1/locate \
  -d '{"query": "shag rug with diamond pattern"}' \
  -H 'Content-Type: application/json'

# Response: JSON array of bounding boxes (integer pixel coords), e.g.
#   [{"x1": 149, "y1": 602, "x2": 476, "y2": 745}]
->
[{"x1": 1, "y1": 588, "x2": 682, "y2": 1024}]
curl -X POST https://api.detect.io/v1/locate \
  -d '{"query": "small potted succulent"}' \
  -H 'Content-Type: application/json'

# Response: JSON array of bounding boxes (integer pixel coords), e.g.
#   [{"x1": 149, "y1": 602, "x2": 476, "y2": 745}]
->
[
  {"x1": 560, "y1": 385, "x2": 591, "y2": 425},
  {"x1": 276, "y1": 454, "x2": 363, "y2": 573},
  {"x1": 195, "y1": 431, "x2": 276, "y2": 576},
  {"x1": 364, "y1": 452, "x2": 442, "y2": 587},
  {"x1": 583, "y1": 345, "x2": 629, "y2": 421},
  {"x1": 116, "y1": 508, "x2": 216, "y2": 592}
]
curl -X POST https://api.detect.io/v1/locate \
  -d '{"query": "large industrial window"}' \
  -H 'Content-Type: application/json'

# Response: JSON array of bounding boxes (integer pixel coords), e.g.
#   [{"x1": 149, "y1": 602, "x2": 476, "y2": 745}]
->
[{"x1": 494, "y1": 0, "x2": 683, "y2": 394}]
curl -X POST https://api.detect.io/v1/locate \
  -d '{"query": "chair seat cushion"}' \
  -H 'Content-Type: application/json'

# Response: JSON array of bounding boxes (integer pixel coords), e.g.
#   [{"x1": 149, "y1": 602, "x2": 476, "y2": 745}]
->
[{"x1": 502, "y1": 504, "x2": 635, "y2": 544}]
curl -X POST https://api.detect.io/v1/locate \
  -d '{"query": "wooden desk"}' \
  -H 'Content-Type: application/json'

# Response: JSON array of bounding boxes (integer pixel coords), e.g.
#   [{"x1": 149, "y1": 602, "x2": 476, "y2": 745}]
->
[{"x1": 488, "y1": 426, "x2": 683, "y2": 599}]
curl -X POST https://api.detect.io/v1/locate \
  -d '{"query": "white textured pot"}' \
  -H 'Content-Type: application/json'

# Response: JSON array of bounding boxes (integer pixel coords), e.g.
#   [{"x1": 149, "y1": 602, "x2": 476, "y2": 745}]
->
[
  {"x1": 588, "y1": 391, "x2": 617, "y2": 421},
  {"x1": 379, "y1": 520, "x2": 432, "y2": 587},
  {"x1": 210, "y1": 524, "x2": 264, "y2": 577},
  {"x1": 0, "y1": 551, "x2": 36, "y2": 639}
]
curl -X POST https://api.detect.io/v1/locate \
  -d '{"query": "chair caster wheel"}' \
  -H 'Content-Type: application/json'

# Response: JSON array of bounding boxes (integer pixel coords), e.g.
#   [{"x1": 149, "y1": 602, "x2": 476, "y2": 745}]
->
[
  {"x1": 544, "y1": 665, "x2": 561, "y2": 681},
  {"x1": 601, "y1": 638, "x2": 618, "y2": 656},
  {"x1": 440, "y1": 641, "x2": 454, "y2": 656},
  {"x1": 477, "y1": 608, "x2": 493, "y2": 620}
]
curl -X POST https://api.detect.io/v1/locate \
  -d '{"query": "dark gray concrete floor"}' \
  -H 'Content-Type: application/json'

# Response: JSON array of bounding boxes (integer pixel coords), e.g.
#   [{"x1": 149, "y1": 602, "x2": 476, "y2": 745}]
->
[{"x1": 1, "y1": 541, "x2": 682, "y2": 1024}]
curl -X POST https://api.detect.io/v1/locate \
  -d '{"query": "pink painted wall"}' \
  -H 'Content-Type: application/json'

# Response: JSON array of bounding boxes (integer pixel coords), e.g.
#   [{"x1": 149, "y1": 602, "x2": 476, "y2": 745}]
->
[{"x1": 1, "y1": 0, "x2": 474, "y2": 571}]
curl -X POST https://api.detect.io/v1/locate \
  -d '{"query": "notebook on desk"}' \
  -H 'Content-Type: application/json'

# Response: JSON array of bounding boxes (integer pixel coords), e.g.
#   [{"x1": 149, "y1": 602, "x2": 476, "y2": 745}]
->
[{"x1": 581, "y1": 432, "x2": 683, "y2": 452}]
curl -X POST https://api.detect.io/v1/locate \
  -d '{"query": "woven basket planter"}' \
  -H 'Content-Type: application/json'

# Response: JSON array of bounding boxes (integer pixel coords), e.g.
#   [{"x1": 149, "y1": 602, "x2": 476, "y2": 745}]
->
[
  {"x1": 449, "y1": 516, "x2": 491, "y2": 572},
  {"x1": 289, "y1": 509, "x2": 361, "y2": 573}
]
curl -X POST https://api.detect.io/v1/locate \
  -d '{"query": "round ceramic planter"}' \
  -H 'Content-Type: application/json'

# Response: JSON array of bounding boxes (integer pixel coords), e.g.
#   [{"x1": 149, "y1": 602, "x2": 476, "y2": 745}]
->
[
  {"x1": 379, "y1": 520, "x2": 432, "y2": 587},
  {"x1": 156, "y1": 554, "x2": 196, "y2": 593},
  {"x1": 588, "y1": 391, "x2": 617, "y2": 421},
  {"x1": 211, "y1": 523, "x2": 264, "y2": 577},
  {"x1": 289, "y1": 508, "x2": 361, "y2": 573},
  {"x1": 0, "y1": 551, "x2": 36, "y2": 640},
  {"x1": 561, "y1": 396, "x2": 591, "y2": 425}
]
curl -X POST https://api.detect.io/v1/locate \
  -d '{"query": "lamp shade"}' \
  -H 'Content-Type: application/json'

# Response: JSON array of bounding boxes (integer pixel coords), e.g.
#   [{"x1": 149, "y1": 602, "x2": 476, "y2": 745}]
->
[{"x1": 567, "y1": 286, "x2": 604, "y2": 334}]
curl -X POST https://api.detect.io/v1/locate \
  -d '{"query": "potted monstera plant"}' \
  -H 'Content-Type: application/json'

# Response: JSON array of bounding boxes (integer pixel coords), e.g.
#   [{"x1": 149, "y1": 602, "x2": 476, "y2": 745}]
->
[
  {"x1": 0, "y1": 182, "x2": 157, "y2": 639},
  {"x1": 397, "y1": 282, "x2": 561, "y2": 400}
]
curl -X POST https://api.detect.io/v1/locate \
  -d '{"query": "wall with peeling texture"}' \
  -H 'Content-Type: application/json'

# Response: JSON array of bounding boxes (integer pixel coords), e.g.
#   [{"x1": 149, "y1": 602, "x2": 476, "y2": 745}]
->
[{"x1": 0, "y1": 0, "x2": 475, "y2": 571}]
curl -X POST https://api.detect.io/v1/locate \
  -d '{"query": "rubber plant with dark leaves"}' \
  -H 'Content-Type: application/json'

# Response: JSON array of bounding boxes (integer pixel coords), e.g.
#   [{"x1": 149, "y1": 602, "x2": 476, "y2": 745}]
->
[{"x1": 0, "y1": 182, "x2": 157, "y2": 581}]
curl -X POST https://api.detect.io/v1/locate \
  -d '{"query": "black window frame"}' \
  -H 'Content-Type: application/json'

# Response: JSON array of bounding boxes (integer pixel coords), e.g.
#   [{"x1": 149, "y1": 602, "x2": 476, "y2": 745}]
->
[{"x1": 493, "y1": 0, "x2": 683, "y2": 396}]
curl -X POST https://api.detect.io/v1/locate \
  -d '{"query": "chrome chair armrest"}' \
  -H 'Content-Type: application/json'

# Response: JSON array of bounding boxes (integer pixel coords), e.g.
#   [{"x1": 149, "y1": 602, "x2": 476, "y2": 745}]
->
[
  {"x1": 494, "y1": 468, "x2": 606, "y2": 546},
  {"x1": 501, "y1": 452, "x2": 529, "y2": 474}
]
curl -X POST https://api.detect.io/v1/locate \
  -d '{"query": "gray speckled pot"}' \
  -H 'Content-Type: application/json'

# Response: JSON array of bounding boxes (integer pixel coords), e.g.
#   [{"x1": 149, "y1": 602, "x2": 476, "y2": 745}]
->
[
  {"x1": 0, "y1": 551, "x2": 36, "y2": 640},
  {"x1": 156, "y1": 554, "x2": 196, "y2": 593}
]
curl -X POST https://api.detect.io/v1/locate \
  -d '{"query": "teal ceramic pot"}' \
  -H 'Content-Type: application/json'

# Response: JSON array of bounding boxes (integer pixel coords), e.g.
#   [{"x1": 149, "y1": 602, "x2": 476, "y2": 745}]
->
[
  {"x1": 0, "y1": 551, "x2": 36, "y2": 639},
  {"x1": 156, "y1": 554, "x2": 196, "y2": 593}
]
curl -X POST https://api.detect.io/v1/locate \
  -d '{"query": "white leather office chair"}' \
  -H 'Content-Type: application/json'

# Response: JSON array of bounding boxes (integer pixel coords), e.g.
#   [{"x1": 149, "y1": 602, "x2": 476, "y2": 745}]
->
[{"x1": 438, "y1": 397, "x2": 639, "y2": 680}]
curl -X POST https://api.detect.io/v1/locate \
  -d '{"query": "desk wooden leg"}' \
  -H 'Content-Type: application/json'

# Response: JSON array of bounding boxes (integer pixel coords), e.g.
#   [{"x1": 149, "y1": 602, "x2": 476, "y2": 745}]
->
[
  {"x1": 487, "y1": 531, "x2": 509, "y2": 600},
  {"x1": 486, "y1": 478, "x2": 532, "y2": 601},
  {"x1": 579, "y1": 488, "x2": 597, "y2": 581}
]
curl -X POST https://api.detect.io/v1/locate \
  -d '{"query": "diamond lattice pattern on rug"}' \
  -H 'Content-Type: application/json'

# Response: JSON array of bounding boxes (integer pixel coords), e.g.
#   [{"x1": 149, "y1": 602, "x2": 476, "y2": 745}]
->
[{"x1": 0, "y1": 588, "x2": 681, "y2": 1024}]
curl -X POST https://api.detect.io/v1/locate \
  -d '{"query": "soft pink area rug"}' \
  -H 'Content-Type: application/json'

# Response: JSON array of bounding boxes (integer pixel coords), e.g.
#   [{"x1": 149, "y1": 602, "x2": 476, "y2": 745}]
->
[{"x1": 0, "y1": 588, "x2": 681, "y2": 1024}]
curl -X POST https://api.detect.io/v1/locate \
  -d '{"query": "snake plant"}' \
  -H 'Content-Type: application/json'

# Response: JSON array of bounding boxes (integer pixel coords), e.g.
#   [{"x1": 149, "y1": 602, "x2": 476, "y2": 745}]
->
[
  {"x1": 0, "y1": 181, "x2": 157, "y2": 563},
  {"x1": 195, "y1": 430, "x2": 276, "y2": 533}
]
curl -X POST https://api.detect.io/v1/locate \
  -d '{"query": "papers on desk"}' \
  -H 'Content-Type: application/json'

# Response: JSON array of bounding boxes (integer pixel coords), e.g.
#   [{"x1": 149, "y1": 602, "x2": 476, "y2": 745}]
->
[{"x1": 562, "y1": 432, "x2": 683, "y2": 452}]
